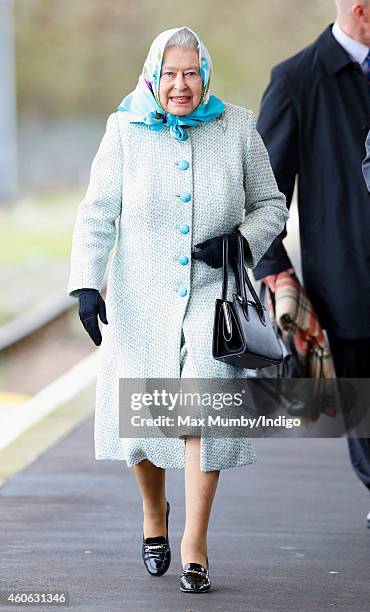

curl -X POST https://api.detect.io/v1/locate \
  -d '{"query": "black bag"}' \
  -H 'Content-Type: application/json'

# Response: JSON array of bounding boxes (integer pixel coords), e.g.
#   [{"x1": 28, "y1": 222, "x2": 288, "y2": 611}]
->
[
  {"x1": 212, "y1": 231, "x2": 284, "y2": 369},
  {"x1": 248, "y1": 283, "x2": 320, "y2": 420},
  {"x1": 254, "y1": 285, "x2": 341, "y2": 421},
  {"x1": 256, "y1": 283, "x2": 305, "y2": 378}
]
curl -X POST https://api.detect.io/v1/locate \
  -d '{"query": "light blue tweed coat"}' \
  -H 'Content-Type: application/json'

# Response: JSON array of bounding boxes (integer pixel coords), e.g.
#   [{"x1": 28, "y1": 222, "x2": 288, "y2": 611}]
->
[{"x1": 67, "y1": 103, "x2": 289, "y2": 471}]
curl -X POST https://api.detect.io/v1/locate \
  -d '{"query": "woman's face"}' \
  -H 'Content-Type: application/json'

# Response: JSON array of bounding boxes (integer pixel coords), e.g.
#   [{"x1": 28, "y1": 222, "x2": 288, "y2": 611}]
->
[{"x1": 159, "y1": 46, "x2": 202, "y2": 116}]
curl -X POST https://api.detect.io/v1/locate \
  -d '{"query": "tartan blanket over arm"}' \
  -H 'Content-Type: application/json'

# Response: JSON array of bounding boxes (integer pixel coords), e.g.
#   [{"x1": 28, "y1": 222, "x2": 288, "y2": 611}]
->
[{"x1": 267, "y1": 269, "x2": 335, "y2": 378}]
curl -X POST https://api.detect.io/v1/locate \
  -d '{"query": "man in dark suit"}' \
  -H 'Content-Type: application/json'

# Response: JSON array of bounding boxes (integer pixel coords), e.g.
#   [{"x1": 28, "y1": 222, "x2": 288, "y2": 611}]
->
[{"x1": 254, "y1": 0, "x2": 370, "y2": 525}]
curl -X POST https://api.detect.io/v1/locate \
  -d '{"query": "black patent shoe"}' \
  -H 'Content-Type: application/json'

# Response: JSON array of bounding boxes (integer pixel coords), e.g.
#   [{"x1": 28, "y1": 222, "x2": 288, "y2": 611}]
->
[
  {"x1": 180, "y1": 556, "x2": 211, "y2": 593},
  {"x1": 142, "y1": 501, "x2": 171, "y2": 577}
]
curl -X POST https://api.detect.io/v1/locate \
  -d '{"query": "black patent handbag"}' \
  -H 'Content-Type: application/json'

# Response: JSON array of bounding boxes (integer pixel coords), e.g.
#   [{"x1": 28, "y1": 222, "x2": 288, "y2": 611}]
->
[
  {"x1": 256, "y1": 283, "x2": 305, "y2": 378},
  {"x1": 212, "y1": 231, "x2": 284, "y2": 369}
]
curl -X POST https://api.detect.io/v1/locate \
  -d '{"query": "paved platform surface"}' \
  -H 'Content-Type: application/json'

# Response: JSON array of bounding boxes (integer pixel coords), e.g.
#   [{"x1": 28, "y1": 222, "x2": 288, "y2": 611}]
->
[{"x1": 0, "y1": 416, "x2": 369, "y2": 612}]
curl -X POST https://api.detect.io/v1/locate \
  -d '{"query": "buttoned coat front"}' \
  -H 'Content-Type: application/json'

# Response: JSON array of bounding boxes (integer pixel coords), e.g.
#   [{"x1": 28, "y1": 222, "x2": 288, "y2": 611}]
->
[{"x1": 68, "y1": 102, "x2": 288, "y2": 471}]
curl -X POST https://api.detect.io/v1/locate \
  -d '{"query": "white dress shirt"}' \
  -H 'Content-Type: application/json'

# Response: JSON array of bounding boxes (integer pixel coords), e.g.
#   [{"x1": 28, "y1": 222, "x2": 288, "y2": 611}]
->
[{"x1": 332, "y1": 21, "x2": 369, "y2": 75}]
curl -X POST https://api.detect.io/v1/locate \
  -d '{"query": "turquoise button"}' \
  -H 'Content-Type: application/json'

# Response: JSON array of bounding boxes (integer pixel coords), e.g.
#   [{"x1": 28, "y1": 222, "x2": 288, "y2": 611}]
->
[
  {"x1": 177, "y1": 160, "x2": 189, "y2": 171},
  {"x1": 178, "y1": 287, "x2": 188, "y2": 297},
  {"x1": 179, "y1": 223, "x2": 190, "y2": 235},
  {"x1": 179, "y1": 255, "x2": 189, "y2": 265},
  {"x1": 180, "y1": 193, "x2": 191, "y2": 203}
]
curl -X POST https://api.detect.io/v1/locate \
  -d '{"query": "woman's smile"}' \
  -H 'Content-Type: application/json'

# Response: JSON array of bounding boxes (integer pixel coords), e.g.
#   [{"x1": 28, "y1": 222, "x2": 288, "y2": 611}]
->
[{"x1": 170, "y1": 96, "x2": 192, "y2": 105}]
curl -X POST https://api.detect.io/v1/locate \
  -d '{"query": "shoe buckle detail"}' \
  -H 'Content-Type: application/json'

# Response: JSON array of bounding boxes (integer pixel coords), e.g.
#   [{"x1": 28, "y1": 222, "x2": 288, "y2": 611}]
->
[{"x1": 183, "y1": 569, "x2": 207, "y2": 576}]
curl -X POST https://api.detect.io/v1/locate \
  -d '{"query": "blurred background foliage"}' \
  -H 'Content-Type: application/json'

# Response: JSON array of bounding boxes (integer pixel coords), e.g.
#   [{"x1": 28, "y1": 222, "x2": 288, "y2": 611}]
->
[{"x1": 15, "y1": 0, "x2": 335, "y2": 119}]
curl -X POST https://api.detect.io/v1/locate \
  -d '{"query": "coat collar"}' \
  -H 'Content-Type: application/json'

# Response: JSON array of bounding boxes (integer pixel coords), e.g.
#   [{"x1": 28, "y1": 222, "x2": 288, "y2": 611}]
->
[{"x1": 316, "y1": 23, "x2": 357, "y2": 75}]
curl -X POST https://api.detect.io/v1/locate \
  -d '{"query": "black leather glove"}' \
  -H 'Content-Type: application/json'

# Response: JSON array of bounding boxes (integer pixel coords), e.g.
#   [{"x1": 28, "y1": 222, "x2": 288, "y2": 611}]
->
[
  {"x1": 75, "y1": 288, "x2": 108, "y2": 346},
  {"x1": 192, "y1": 231, "x2": 251, "y2": 269}
]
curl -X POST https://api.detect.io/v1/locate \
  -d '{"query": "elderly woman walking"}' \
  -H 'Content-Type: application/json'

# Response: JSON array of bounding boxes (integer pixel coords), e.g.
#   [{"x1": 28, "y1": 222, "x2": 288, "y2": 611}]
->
[{"x1": 68, "y1": 26, "x2": 288, "y2": 594}]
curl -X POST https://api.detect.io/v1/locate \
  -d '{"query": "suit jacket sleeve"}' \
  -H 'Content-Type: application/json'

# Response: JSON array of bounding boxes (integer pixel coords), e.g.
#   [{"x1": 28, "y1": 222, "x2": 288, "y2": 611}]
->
[
  {"x1": 67, "y1": 113, "x2": 123, "y2": 298},
  {"x1": 252, "y1": 64, "x2": 298, "y2": 280},
  {"x1": 237, "y1": 110, "x2": 289, "y2": 269},
  {"x1": 362, "y1": 130, "x2": 370, "y2": 192}
]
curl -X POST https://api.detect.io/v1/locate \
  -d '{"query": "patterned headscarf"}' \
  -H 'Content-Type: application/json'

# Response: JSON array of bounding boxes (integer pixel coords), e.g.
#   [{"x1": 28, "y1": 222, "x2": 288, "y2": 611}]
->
[{"x1": 117, "y1": 26, "x2": 225, "y2": 141}]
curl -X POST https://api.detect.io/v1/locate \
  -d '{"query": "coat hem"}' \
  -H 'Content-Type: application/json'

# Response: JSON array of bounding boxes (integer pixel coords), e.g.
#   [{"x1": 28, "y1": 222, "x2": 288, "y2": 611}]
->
[{"x1": 94, "y1": 449, "x2": 257, "y2": 472}]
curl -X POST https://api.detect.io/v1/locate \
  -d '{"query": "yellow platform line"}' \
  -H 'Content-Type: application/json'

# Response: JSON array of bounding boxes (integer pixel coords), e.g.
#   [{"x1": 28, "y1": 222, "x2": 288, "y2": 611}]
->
[
  {"x1": 0, "y1": 385, "x2": 95, "y2": 484},
  {"x1": 0, "y1": 392, "x2": 31, "y2": 404}
]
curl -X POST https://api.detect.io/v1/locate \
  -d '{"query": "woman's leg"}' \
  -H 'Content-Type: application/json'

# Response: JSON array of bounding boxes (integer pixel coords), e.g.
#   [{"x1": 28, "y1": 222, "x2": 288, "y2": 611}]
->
[
  {"x1": 181, "y1": 437, "x2": 220, "y2": 567},
  {"x1": 133, "y1": 459, "x2": 168, "y2": 538}
]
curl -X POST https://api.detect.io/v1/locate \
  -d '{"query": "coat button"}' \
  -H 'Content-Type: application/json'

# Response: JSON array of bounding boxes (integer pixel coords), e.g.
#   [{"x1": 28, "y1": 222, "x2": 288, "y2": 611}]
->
[
  {"x1": 179, "y1": 223, "x2": 190, "y2": 235},
  {"x1": 179, "y1": 193, "x2": 191, "y2": 203},
  {"x1": 179, "y1": 255, "x2": 189, "y2": 265},
  {"x1": 177, "y1": 160, "x2": 189, "y2": 171},
  {"x1": 178, "y1": 287, "x2": 188, "y2": 297}
]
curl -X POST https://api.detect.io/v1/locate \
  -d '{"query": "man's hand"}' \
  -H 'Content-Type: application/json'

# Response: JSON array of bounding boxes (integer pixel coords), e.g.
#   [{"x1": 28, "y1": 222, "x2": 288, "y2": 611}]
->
[
  {"x1": 261, "y1": 267, "x2": 295, "y2": 292},
  {"x1": 76, "y1": 289, "x2": 108, "y2": 346}
]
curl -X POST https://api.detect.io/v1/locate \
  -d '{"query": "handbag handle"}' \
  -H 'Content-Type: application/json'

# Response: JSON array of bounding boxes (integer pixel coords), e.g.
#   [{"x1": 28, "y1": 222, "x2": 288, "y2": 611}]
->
[
  {"x1": 221, "y1": 231, "x2": 247, "y2": 301},
  {"x1": 221, "y1": 234, "x2": 229, "y2": 301},
  {"x1": 259, "y1": 280, "x2": 277, "y2": 312},
  {"x1": 260, "y1": 280, "x2": 278, "y2": 328},
  {"x1": 259, "y1": 281, "x2": 266, "y2": 304},
  {"x1": 234, "y1": 231, "x2": 266, "y2": 324},
  {"x1": 221, "y1": 231, "x2": 266, "y2": 324}
]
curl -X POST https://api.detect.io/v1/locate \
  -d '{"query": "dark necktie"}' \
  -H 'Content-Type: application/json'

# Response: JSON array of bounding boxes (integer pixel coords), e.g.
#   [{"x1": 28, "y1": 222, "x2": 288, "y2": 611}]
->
[{"x1": 367, "y1": 50, "x2": 370, "y2": 94}]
